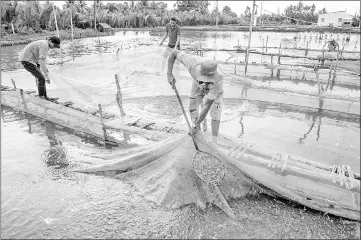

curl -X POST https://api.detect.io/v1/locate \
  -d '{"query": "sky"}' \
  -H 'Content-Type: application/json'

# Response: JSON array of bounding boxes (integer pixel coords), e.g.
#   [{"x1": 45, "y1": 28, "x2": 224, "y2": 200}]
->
[{"x1": 51, "y1": 1, "x2": 361, "y2": 16}]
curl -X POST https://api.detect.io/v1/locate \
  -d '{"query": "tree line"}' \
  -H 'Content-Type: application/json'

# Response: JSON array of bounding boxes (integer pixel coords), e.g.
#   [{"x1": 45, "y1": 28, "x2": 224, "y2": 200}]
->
[{"x1": 1, "y1": 1, "x2": 359, "y2": 36}]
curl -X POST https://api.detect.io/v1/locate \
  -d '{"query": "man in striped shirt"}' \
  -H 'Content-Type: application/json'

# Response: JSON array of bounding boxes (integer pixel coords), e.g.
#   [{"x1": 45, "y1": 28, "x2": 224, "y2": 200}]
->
[{"x1": 19, "y1": 36, "x2": 61, "y2": 100}]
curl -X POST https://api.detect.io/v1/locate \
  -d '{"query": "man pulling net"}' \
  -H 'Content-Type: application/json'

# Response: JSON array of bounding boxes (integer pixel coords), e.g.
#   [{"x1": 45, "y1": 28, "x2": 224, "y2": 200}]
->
[{"x1": 167, "y1": 49, "x2": 224, "y2": 145}]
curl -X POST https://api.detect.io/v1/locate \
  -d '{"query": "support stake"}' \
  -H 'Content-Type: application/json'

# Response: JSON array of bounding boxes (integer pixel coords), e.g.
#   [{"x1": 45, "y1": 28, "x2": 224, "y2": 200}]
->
[
  {"x1": 11, "y1": 79, "x2": 17, "y2": 89},
  {"x1": 276, "y1": 43, "x2": 281, "y2": 77},
  {"x1": 245, "y1": 0, "x2": 256, "y2": 75},
  {"x1": 265, "y1": 35, "x2": 268, "y2": 53},
  {"x1": 114, "y1": 74, "x2": 126, "y2": 117},
  {"x1": 98, "y1": 104, "x2": 108, "y2": 144}
]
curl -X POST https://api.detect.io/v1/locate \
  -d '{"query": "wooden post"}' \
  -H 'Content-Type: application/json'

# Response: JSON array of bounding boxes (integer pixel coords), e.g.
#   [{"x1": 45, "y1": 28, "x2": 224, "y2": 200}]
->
[
  {"x1": 114, "y1": 74, "x2": 126, "y2": 117},
  {"x1": 270, "y1": 55, "x2": 274, "y2": 77},
  {"x1": 245, "y1": 0, "x2": 256, "y2": 75},
  {"x1": 341, "y1": 44, "x2": 345, "y2": 57},
  {"x1": 266, "y1": 35, "x2": 268, "y2": 53},
  {"x1": 260, "y1": 2, "x2": 263, "y2": 27},
  {"x1": 52, "y1": 5, "x2": 59, "y2": 38},
  {"x1": 11, "y1": 23, "x2": 15, "y2": 34},
  {"x1": 94, "y1": 0, "x2": 97, "y2": 31},
  {"x1": 98, "y1": 104, "x2": 108, "y2": 144},
  {"x1": 262, "y1": 38, "x2": 264, "y2": 53},
  {"x1": 11, "y1": 79, "x2": 17, "y2": 89},
  {"x1": 305, "y1": 41, "x2": 308, "y2": 56},
  {"x1": 70, "y1": 10, "x2": 74, "y2": 41},
  {"x1": 276, "y1": 42, "x2": 281, "y2": 77},
  {"x1": 314, "y1": 67, "x2": 322, "y2": 95}
]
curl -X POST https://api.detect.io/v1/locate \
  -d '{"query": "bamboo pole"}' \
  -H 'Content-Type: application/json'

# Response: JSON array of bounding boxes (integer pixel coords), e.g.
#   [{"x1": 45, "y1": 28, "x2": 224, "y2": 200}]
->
[
  {"x1": 260, "y1": 2, "x2": 263, "y2": 27},
  {"x1": 52, "y1": 5, "x2": 59, "y2": 38},
  {"x1": 98, "y1": 104, "x2": 108, "y2": 144},
  {"x1": 70, "y1": 11, "x2": 74, "y2": 41},
  {"x1": 270, "y1": 55, "x2": 274, "y2": 77},
  {"x1": 11, "y1": 23, "x2": 15, "y2": 34},
  {"x1": 114, "y1": 74, "x2": 126, "y2": 117},
  {"x1": 245, "y1": 0, "x2": 256, "y2": 75},
  {"x1": 94, "y1": 0, "x2": 97, "y2": 31},
  {"x1": 276, "y1": 42, "x2": 281, "y2": 77},
  {"x1": 11, "y1": 79, "x2": 17, "y2": 89},
  {"x1": 266, "y1": 35, "x2": 268, "y2": 53}
]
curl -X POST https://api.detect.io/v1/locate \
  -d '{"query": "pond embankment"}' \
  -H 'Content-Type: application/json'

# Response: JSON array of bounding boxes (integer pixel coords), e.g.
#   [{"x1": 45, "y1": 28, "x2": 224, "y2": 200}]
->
[
  {"x1": 148, "y1": 24, "x2": 361, "y2": 34},
  {"x1": 2, "y1": 24, "x2": 359, "y2": 47},
  {"x1": 1, "y1": 29, "x2": 115, "y2": 47}
]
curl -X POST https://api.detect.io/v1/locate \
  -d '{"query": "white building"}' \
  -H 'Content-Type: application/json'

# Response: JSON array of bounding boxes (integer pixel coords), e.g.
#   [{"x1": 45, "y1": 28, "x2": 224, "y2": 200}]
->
[{"x1": 318, "y1": 11, "x2": 354, "y2": 27}]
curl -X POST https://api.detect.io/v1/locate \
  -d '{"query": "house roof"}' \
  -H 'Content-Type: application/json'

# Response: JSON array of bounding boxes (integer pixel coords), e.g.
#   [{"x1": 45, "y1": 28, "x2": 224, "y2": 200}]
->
[{"x1": 97, "y1": 23, "x2": 112, "y2": 28}]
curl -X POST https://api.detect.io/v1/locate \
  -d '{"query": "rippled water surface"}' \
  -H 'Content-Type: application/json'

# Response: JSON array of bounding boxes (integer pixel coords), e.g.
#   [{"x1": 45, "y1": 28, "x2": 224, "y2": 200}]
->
[{"x1": 1, "y1": 30, "x2": 360, "y2": 239}]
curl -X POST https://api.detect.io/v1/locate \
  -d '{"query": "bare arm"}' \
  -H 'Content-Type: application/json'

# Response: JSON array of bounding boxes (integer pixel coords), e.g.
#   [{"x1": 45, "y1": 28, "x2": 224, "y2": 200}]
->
[
  {"x1": 159, "y1": 32, "x2": 168, "y2": 45},
  {"x1": 194, "y1": 98, "x2": 214, "y2": 127},
  {"x1": 174, "y1": 35, "x2": 180, "y2": 50},
  {"x1": 38, "y1": 59, "x2": 49, "y2": 77}
]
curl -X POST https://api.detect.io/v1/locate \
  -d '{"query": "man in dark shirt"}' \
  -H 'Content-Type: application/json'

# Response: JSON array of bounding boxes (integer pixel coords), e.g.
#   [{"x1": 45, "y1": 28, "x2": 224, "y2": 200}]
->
[{"x1": 159, "y1": 17, "x2": 181, "y2": 73}]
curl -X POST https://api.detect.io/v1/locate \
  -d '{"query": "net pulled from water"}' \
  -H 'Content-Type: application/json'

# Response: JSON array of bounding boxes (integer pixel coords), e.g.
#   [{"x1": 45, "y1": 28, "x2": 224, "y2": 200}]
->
[{"x1": 71, "y1": 132, "x2": 263, "y2": 220}]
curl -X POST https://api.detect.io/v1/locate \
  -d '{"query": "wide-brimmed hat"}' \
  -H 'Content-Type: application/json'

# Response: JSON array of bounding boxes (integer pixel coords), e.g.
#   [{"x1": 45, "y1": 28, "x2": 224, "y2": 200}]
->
[
  {"x1": 49, "y1": 36, "x2": 61, "y2": 48},
  {"x1": 193, "y1": 59, "x2": 223, "y2": 83}
]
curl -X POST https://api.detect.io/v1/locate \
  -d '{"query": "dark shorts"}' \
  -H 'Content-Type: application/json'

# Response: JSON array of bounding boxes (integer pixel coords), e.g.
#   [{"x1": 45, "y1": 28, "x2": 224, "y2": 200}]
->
[
  {"x1": 20, "y1": 61, "x2": 47, "y2": 97},
  {"x1": 168, "y1": 44, "x2": 180, "y2": 50}
]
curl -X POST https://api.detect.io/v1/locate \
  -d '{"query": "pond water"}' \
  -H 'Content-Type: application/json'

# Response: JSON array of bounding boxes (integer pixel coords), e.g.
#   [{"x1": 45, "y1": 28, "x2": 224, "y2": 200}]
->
[{"x1": 1, "y1": 31, "x2": 360, "y2": 239}]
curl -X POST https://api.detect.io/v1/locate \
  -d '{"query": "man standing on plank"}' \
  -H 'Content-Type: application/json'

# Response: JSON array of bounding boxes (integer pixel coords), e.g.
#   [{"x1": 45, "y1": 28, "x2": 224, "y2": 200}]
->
[
  {"x1": 19, "y1": 36, "x2": 61, "y2": 100},
  {"x1": 159, "y1": 17, "x2": 181, "y2": 73},
  {"x1": 167, "y1": 50, "x2": 224, "y2": 144}
]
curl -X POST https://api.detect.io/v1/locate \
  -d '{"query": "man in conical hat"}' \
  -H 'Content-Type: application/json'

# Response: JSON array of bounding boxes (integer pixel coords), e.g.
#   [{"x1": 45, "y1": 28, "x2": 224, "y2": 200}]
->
[{"x1": 167, "y1": 50, "x2": 224, "y2": 144}]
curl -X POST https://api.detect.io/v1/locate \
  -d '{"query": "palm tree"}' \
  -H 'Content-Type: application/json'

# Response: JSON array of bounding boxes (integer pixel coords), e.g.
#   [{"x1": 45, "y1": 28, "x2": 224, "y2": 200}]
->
[
  {"x1": 75, "y1": 0, "x2": 89, "y2": 14},
  {"x1": 39, "y1": 1, "x2": 53, "y2": 29}
]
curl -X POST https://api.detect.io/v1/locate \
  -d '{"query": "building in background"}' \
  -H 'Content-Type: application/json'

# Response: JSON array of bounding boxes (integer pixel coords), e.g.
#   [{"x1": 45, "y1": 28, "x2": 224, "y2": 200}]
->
[{"x1": 318, "y1": 11, "x2": 354, "y2": 27}]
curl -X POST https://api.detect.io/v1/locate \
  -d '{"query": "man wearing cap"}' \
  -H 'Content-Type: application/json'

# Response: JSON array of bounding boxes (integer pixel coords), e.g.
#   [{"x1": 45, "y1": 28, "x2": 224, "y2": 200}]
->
[
  {"x1": 19, "y1": 36, "x2": 61, "y2": 100},
  {"x1": 167, "y1": 50, "x2": 224, "y2": 144}
]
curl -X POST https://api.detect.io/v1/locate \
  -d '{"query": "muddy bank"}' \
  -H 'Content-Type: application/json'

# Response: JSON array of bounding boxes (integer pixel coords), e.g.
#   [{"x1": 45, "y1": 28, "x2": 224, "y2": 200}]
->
[
  {"x1": 149, "y1": 25, "x2": 361, "y2": 34},
  {"x1": 1, "y1": 29, "x2": 115, "y2": 47}
]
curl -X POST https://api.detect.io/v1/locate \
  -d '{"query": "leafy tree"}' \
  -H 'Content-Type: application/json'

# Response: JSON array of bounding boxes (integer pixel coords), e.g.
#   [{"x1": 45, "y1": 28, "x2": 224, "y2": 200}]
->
[
  {"x1": 284, "y1": 1, "x2": 323, "y2": 24},
  {"x1": 175, "y1": 1, "x2": 209, "y2": 14},
  {"x1": 222, "y1": 5, "x2": 237, "y2": 18},
  {"x1": 104, "y1": 2, "x2": 118, "y2": 13},
  {"x1": 222, "y1": 6, "x2": 231, "y2": 15},
  {"x1": 318, "y1": 8, "x2": 327, "y2": 14},
  {"x1": 352, "y1": 14, "x2": 360, "y2": 27}
]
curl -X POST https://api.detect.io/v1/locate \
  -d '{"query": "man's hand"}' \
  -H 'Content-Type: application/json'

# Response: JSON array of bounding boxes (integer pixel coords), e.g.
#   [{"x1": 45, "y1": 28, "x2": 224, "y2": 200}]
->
[
  {"x1": 190, "y1": 124, "x2": 200, "y2": 135},
  {"x1": 45, "y1": 74, "x2": 51, "y2": 84},
  {"x1": 167, "y1": 73, "x2": 176, "y2": 87}
]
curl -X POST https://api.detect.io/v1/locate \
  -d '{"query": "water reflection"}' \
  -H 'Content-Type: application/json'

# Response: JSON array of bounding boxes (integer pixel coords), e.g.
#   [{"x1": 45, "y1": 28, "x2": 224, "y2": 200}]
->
[
  {"x1": 299, "y1": 98, "x2": 324, "y2": 143},
  {"x1": 236, "y1": 97, "x2": 358, "y2": 144},
  {"x1": 41, "y1": 121, "x2": 69, "y2": 169}
]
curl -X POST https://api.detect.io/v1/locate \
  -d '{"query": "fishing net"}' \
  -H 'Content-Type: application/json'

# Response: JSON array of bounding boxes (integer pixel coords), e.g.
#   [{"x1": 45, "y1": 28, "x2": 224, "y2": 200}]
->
[{"x1": 72, "y1": 132, "x2": 263, "y2": 220}]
